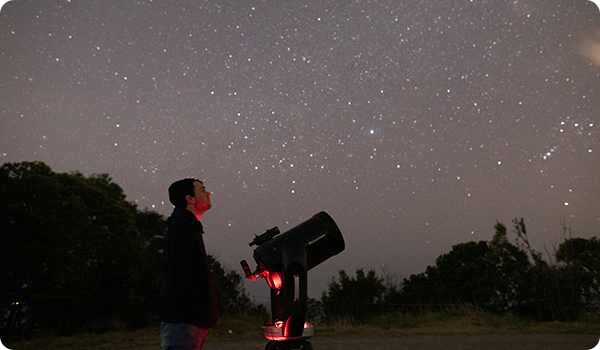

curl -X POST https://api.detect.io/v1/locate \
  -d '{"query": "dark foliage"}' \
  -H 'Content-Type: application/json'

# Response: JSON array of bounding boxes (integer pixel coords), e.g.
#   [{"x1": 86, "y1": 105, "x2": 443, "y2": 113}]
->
[
  {"x1": 208, "y1": 255, "x2": 266, "y2": 317},
  {"x1": 397, "y1": 220, "x2": 600, "y2": 321},
  {"x1": 322, "y1": 269, "x2": 387, "y2": 322},
  {"x1": 0, "y1": 161, "x2": 260, "y2": 341},
  {"x1": 323, "y1": 219, "x2": 599, "y2": 322},
  {"x1": 0, "y1": 161, "x2": 157, "y2": 339}
]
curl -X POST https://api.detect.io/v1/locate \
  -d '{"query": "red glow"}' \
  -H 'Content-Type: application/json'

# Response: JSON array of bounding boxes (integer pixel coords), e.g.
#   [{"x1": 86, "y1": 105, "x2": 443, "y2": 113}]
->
[
  {"x1": 264, "y1": 270, "x2": 282, "y2": 289},
  {"x1": 263, "y1": 322, "x2": 314, "y2": 341},
  {"x1": 271, "y1": 322, "x2": 308, "y2": 330}
]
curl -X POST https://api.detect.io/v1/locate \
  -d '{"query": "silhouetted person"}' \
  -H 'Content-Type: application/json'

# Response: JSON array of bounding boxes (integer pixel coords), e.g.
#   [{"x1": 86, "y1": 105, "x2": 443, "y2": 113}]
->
[{"x1": 160, "y1": 178, "x2": 219, "y2": 350}]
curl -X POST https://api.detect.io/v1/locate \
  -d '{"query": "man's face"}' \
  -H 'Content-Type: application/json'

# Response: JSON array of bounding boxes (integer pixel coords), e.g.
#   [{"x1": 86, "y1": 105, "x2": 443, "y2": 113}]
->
[{"x1": 191, "y1": 181, "x2": 211, "y2": 212}]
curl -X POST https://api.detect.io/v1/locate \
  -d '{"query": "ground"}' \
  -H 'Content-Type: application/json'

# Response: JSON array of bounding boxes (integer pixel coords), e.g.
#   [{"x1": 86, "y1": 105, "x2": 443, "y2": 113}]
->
[{"x1": 201, "y1": 334, "x2": 600, "y2": 350}]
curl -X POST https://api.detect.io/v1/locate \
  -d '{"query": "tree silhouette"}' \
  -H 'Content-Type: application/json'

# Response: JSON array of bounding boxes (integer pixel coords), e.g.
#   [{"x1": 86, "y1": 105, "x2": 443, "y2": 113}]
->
[
  {"x1": 0, "y1": 161, "x2": 260, "y2": 340},
  {"x1": 322, "y1": 269, "x2": 386, "y2": 321},
  {"x1": 0, "y1": 161, "x2": 164, "y2": 338}
]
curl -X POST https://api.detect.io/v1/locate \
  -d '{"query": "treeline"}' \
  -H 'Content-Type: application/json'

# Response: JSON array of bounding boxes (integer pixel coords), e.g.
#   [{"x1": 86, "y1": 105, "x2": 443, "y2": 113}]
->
[
  {"x1": 320, "y1": 220, "x2": 600, "y2": 323},
  {"x1": 0, "y1": 161, "x2": 263, "y2": 341},
  {"x1": 2, "y1": 161, "x2": 599, "y2": 341}
]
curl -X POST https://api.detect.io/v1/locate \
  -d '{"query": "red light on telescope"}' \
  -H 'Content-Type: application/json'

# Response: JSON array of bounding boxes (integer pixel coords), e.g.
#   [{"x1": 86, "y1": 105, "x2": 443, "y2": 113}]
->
[
  {"x1": 263, "y1": 322, "x2": 314, "y2": 341},
  {"x1": 264, "y1": 270, "x2": 282, "y2": 290}
]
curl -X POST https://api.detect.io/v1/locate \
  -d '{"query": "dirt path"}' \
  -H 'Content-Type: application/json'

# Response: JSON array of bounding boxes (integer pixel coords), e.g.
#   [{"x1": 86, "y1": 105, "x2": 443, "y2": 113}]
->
[{"x1": 203, "y1": 334, "x2": 600, "y2": 350}]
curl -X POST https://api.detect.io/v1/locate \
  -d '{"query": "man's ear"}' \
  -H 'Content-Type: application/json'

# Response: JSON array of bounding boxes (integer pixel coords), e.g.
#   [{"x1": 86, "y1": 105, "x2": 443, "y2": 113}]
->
[{"x1": 185, "y1": 194, "x2": 194, "y2": 204}]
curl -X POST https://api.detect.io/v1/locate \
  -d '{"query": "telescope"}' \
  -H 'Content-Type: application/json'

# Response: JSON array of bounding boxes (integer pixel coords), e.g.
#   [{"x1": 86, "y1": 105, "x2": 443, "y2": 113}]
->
[{"x1": 241, "y1": 211, "x2": 345, "y2": 350}]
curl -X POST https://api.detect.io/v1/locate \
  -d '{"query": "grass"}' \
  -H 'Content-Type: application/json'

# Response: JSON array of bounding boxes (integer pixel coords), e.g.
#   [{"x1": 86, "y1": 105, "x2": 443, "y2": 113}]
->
[
  {"x1": 5, "y1": 327, "x2": 160, "y2": 350},
  {"x1": 318, "y1": 307, "x2": 600, "y2": 338},
  {"x1": 5, "y1": 313, "x2": 266, "y2": 350},
  {"x1": 6, "y1": 308, "x2": 600, "y2": 350}
]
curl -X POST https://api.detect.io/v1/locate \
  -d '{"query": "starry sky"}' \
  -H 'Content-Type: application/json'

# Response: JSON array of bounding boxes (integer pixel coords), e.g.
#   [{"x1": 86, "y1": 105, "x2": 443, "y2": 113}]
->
[{"x1": 1, "y1": 0, "x2": 599, "y2": 301}]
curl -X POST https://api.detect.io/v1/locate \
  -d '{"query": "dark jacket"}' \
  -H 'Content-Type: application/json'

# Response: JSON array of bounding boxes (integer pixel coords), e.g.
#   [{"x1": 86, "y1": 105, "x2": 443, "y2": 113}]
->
[{"x1": 159, "y1": 208, "x2": 219, "y2": 328}]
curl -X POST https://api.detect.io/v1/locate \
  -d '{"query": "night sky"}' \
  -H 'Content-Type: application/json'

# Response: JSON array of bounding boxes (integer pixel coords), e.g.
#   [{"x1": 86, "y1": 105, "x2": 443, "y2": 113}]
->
[{"x1": 1, "y1": 0, "x2": 599, "y2": 301}]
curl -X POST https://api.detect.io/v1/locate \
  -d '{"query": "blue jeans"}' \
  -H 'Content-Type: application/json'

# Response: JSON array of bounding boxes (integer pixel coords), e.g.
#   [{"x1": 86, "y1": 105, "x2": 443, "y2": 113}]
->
[{"x1": 160, "y1": 322, "x2": 209, "y2": 350}]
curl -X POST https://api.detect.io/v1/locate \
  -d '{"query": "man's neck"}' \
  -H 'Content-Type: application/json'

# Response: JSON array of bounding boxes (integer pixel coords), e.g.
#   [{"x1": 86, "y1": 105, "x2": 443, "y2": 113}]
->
[{"x1": 186, "y1": 207, "x2": 202, "y2": 221}]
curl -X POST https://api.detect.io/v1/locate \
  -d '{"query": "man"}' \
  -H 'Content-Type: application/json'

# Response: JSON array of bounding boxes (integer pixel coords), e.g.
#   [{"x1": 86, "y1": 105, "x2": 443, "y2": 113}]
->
[{"x1": 160, "y1": 178, "x2": 219, "y2": 350}]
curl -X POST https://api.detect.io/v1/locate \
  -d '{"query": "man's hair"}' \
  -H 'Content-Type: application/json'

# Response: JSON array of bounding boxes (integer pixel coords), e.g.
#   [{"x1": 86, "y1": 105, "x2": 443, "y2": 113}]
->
[{"x1": 168, "y1": 178, "x2": 202, "y2": 209}]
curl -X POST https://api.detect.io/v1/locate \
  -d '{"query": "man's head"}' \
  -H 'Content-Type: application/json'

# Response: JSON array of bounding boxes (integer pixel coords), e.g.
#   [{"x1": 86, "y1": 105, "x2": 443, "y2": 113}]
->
[{"x1": 168, "y1": 179, "x2": 211, "y2": 217}]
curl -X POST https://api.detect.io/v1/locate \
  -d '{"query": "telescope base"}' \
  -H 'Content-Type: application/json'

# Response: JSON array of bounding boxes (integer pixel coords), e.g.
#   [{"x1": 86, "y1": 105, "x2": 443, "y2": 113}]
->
[{"x1": 263, "y1": 322, "x2": 314, "y2": 350}]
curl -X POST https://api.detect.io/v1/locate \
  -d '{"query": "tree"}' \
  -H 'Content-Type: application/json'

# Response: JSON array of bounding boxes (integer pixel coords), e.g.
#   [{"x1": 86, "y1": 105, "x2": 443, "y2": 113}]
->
[
  {"x1": 509, "y1": 220, "x2": 600, "y2": 321},
  {"x1": 556, "y1": 237, "x2": 600, "y2": 297},
  {"x1": 0, "y1": 161, "x2": 164, "y2": 339},
  {"x1": 555, "y1": 237, "x2": 600, "y2": 317},
  {"x1": 398, "y1": 218, "x2": 600, "y2": 321},
  {"x1": 485, "y1": 221, "x2": 532, "y2": 312},
  {"x1": 208, "y1": 255, "x2": 264, "y2": 316},
  {"x1": 0, "y1": 161, "x2": 263, "y2": 340},
  {"x1": 400, "y1": 241, "x2": 496, "y2": 309},
  {"x1": 400, "y1": 221, "x2": 533, "y2": 314},
  {"x1": 321, "y1": 269, "x2": 386, "y2": 322}
]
